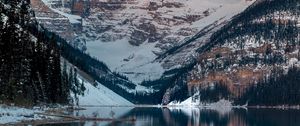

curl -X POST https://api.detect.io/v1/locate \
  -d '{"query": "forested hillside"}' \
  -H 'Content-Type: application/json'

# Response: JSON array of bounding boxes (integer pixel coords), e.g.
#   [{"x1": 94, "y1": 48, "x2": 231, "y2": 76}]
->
[
  {"x1": 184, "y1": 0, "x2": 300, "y2": 105},
  {"x1": 237, "y1": 67, "x2": 300, "y2": 106},
  {"x1": 0, "y1": 0, "x2": 67, "y2": 105}
]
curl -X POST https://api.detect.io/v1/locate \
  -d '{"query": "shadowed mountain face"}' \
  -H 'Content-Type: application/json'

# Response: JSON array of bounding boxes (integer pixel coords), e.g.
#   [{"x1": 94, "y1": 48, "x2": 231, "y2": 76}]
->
[{"x1": 184, "y1": 0, "x2": 300, "y2": 105}]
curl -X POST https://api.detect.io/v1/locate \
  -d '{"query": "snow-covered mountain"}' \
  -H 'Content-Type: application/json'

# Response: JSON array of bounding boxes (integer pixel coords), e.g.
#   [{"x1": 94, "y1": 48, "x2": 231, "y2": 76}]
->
[
  {"x1": 2, "y1": 0, "x2": 299, "y2": 106},
  {"x1": 31, "y1": 0, "x2": 255, "y2": 83},
  {"x1": 31, "y1": 0, "x2": 300, "y2": 106}
]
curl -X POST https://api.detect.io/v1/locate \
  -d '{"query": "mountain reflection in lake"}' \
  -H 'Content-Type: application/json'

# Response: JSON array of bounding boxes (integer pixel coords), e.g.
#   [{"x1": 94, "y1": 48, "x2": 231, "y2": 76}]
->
[{"x1": 39, "y1": 107, "x2": 300, "y2": 126}]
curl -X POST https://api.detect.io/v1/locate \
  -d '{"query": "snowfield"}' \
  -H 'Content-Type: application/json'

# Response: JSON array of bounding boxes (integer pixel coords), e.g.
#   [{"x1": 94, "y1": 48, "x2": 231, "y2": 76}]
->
[
  {"x1": 86, "y1": 39, "x2": 164, "y2": 84},
  {"x1": 73, "y1": 75, "x2": 134, "y2": 106}
]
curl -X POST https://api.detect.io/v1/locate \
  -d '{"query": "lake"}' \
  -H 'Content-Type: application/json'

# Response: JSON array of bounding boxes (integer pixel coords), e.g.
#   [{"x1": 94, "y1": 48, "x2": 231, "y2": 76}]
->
[{"x1": 38, "y1": 107, "x2": 300, "y2": 126}]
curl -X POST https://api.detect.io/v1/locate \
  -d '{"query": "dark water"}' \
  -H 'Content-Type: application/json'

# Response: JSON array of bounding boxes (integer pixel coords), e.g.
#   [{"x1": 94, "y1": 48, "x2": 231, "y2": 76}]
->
[{"x1": 39, "y1": 107, "x2": 300, "y2": 126}]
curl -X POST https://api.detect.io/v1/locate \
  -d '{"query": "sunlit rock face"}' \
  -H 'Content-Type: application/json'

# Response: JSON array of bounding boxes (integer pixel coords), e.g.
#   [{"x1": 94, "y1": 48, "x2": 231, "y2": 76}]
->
[
  {"x1": 45, "y1": 0, "x2": 218, "y2": 47},
  {"x1": 31, "y1": 0, "x2": 254, "y2": 83}
]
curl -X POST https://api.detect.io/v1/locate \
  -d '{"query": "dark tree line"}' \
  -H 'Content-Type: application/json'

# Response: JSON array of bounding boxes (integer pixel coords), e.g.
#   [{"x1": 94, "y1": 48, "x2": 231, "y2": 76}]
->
[
  {"x1": 236, "y1": 67, "x2": 300, "y2": 106},
  {"x1": 0, "y1": 0, "x2": 68, "y2": 105},
  {"x1": 61, "y1": 62, "x2": 85, "y2": 106},
  {"x1": 199, "y1": 81, "x2": 232, "y2": 103}
]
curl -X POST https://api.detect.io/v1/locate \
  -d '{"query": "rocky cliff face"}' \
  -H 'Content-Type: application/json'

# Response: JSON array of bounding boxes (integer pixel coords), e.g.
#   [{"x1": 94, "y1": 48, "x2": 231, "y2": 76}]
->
[{"x1": 31, "y1": 0, "x2": 76, "y2": 42}]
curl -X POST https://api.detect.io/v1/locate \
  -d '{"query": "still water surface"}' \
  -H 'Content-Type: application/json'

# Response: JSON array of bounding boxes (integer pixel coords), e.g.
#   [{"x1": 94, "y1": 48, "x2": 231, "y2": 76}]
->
[{"x1": 39, "y1": 107, "x2": 300, "y2": 126}]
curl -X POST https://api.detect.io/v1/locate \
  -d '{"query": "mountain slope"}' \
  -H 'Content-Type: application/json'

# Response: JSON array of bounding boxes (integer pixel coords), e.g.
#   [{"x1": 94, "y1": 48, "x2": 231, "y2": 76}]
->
[
  {"x1": 174, "y1": 0, "x2": 300, "y2": 105},
  {"x1": 64, "y1": 58, "x2": 134, "y2": 106}
]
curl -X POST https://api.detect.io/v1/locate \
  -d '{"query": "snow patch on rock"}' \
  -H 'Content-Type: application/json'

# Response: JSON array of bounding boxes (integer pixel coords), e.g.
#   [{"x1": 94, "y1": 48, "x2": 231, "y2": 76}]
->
[{"x1": 169, "y1": 98, "x2": 232, "y2": 114}]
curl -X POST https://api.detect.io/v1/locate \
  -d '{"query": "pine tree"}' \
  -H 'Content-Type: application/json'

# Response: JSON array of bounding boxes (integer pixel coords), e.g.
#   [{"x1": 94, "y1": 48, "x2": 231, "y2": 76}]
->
[
  {"x1": 80, "y1": 80, "x2": 86, "y2": 96},
  {"x1": 0, "y1": 2, "x2": 5, "y2": 101},
  {"x1": 61, "y1": 61, "x2": 70, "y2": 103},
  {"x1": 73, "y1": 68, "x2": 79, "y2": 106}
]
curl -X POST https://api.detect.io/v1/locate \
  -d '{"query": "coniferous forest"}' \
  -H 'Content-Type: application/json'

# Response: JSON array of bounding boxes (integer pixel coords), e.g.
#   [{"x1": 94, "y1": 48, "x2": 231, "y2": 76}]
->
[
  {"x1": 0, "y1": 0, "x2": 67, "y2": 105},
  {"x1": 185, "y1": 0, "x2": 300, "y2": 106},
  {"x1": 236, "y1": 67, "x2": 300, "y2": 106}
]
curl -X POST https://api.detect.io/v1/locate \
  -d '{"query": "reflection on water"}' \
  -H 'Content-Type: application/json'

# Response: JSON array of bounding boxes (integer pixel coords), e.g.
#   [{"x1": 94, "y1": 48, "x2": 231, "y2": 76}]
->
[{"x1": 39, "y1": 107, "x2": 300, "y2": 126}]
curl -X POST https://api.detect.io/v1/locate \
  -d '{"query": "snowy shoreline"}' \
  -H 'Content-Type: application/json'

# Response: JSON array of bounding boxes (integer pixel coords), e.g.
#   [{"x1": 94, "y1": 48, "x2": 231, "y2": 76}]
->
[
  {"x1": 0, "y1": 105, "x2": 52, "y2": 124},
  {"x1": 2, "y1": 104, "x2": 300, "y2": 125}
]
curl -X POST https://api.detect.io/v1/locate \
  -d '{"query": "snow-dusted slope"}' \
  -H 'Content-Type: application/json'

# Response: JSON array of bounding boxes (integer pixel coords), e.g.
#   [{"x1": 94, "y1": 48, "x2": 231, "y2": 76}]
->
[
  {"x1": 32, "y1": 0, "x2": 255, "y2": 84},
  {"x1": 63, "y1": 57, "x2": 134, "y2": 106},
  {"x1": 74, "y1": 76, "x2": 134, "y2": 106}
]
